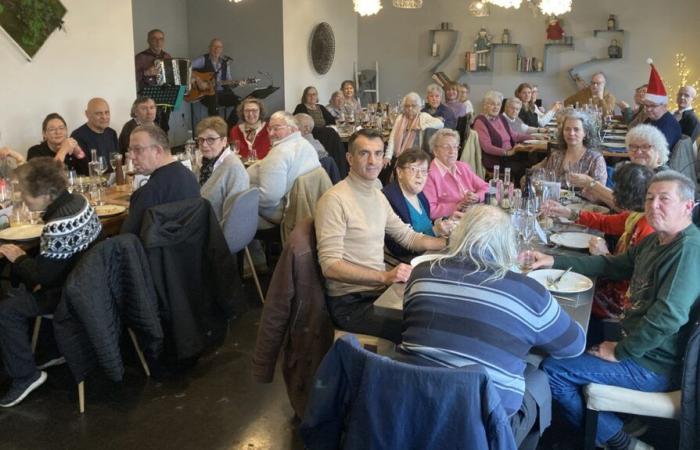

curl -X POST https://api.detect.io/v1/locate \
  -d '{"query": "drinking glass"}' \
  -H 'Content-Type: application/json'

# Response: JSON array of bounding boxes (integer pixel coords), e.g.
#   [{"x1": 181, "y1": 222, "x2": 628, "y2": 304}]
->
[
  {"x1": 66, "y1": 169, "x2": 77, "y2": 194},
  {"x1": 230, "y1": 141, "x2": 239, "y2": 156},
  {"x1": 517, "y1": 242, "x2": 535, "y2": 273},
  {"x1": 109, "y1": 152, "x2": 120, "y2": 171},
  {"x1": 248, "y1": 147, "x2": 258, "y2": 164}
]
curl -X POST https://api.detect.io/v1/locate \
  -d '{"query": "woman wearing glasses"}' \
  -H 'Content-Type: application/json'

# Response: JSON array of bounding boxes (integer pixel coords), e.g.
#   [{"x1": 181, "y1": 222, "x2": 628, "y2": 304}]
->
[
  {"x1": 423, "y1": 129, "x2": 488, "y2": 219},
  {"x1": 27, "y1": 113, "x2": 87, "y2": 174},
  {"x1": 196, "y1": 116, "x2": 249, "y2": 225},
  {"x1": 382, "y1": 149, "x2": 456, "y2": 258}
]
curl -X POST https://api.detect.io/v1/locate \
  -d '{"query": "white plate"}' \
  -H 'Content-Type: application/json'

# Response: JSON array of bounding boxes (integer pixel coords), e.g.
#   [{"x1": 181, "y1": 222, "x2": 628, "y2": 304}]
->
[
  {"x1": 410, "y1": 254, "x2": 439, "y2": 267},
  {"x1": 0, "y1": 224, "x2": 43, "y2": 241},
  {"x1": 527, "y1": 269, "x2": 593, "y2": 293},
  {"x1": 523, "y1": 139, "x2": 548, "y2": 145},
  {"x1": 569, "y1": 203, "x2": 610, "y2": 214},
  {"x1": 603, "y1": 142, "x2": 626, "y2": 149},
  {"x1": 550, "y1": 231, "x2": 599, "y2": 249},
  {"x1": 94, "y1": 204, "x2": 126, "y2": 217}
]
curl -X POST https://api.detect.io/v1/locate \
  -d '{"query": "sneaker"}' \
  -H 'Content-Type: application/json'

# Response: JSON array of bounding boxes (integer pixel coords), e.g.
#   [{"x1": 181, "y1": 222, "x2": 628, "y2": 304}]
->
[
  {"x1": 37, "y1": 356, "x2": 66, "y2": 370},
  {"x1": 0, "y1": 371, "x2": 47, "y2": 407}
]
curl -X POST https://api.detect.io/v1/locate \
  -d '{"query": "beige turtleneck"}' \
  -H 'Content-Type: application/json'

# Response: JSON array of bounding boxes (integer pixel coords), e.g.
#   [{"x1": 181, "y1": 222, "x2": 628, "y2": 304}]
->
[{"x1": 315, "y1": 172, "x2": 420, "y2": 297}]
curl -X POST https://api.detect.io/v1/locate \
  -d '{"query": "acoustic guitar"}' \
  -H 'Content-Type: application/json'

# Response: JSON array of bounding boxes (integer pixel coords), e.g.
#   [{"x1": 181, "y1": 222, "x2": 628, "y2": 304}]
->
[{"x1": 185, "y1": 70, "x2": 259, "y2": 102}]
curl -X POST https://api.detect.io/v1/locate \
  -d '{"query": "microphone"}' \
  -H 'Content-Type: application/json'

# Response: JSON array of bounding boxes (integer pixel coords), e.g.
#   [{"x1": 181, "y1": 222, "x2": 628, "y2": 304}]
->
[
  {"x1": 223, "y1": 55, "x2": 233, "y2": 62},
  {"x1": 258, "y1": 70, "x2": 273, "y2": 86}
]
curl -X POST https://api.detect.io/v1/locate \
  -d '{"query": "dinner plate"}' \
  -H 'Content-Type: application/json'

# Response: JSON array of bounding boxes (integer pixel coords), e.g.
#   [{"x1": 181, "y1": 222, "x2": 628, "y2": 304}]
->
[
  {"x1": 94, "y1": 204, "x2": 126, "y2": 217},
  {"x1": 569, "y1": 203, "x2": 611, "y2": 214},
  {"x1": 550, "y1": 231, "x2": 599, "y2": 249},
  {"x1": 527, "y1": 269, "x2": 593, "y2": 294},
  {"x1": 410, "y1": 254, "x2": 440, "y2": 267},
  {"x1": 523, "y1": 139, "x2": 548, "y2": 145},
  {"x1": 602, "y1": 142, "x2": 626, "y2": 149},
  {"x1": 0, "y1": 224, "x2": 43, "y2": 241}
]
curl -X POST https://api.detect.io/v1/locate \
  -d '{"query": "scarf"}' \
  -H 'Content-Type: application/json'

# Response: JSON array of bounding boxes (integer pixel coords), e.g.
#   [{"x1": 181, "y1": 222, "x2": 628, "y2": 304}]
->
[
  {"x1": 392, "y1": 114, "x2": 421, "y2": 159},
  {"x1": 616, "y1": 212, "x2": 645, "y2": 253},
  {"x1": 199, "y1": 149, "x2": 226, "y2": 186}
]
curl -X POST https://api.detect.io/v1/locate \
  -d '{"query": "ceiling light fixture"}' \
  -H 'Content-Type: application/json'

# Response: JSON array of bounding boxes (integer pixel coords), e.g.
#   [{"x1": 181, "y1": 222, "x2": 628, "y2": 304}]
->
[
  {"x1": 468, "y1": 1, "x2": 490, "y2": 17},
  {"x1": 538, "y1": 0, "x2": 572, "y2": 15},
  {"x1": 486, "y1": 0, "x2": 523, "y2": 9},
  {"x1": 354, "y1": 0, "x2": 383, "y2": 16},
  {"x1": 392, "y1": 0, "x2": 423, "y2": 8}
]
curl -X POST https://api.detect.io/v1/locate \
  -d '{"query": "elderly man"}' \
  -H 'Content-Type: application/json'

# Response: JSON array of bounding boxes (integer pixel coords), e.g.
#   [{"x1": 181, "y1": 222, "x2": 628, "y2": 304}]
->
[
  {"x1": 120, "y1": 125, "x2": 200, "y2": 234},
  {"x1": 294, "y1": 113, "x2": 328, "y2": 159},
  {"x1": 191, "y1": 38, "x2": 238, "y2": 122},
  {"x1": 531, "y1": 171, "x2": 700, "y2": 450},
  {"x1": 247, "y1": 111, "x2": 320, "y2": 227},
  {"x1": 674, "y1": 85, "x2": 699, "y2": 141},
  {"x1": 421, "y1": 84, "x2": 457, "y2": 129},
  {"x1": 71, "y1": 98, "x2": 119, "y2": 170},
  {"x1": 617, "y1": 84, "x2": 648, "y2": 126},
  {"x1": 118, "y1": 96, "x2": 157, "y2": 155},
  {"x1": 564, "y1": 72, "x2": 616, "y2": 117},
  {"x1": 315, "y1": 129, "x2": 446, "y2": 343},
  {"x1": 135, "y1": 29, "x2": 172, "y2": 92},
  {"x1": 641, "y1": 61, "x2": 682, "y2": 151}
]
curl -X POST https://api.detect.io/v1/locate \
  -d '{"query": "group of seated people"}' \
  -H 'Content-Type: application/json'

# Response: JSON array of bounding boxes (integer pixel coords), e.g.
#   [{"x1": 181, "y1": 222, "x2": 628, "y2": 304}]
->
[{"x1": 2, "y1": 65, "x2": 700, "y2": 450}]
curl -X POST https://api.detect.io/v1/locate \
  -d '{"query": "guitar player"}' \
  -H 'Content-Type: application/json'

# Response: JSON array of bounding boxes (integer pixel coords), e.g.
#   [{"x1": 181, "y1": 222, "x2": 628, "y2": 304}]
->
[{"x1": 191, "y1": 38, "x2": 240, "y2": 123}]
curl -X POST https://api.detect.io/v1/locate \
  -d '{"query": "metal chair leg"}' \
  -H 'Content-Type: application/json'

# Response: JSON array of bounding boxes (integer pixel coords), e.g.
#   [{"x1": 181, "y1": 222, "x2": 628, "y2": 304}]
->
[
  {"x1": 245, "y1": 246, "x2": 265, "y2": 303},
  {"x1": 583, "y1": 407, "x2": 599, "y2": 450},
  {"x1": 31, "y1": 317, "x2": 42, "y2": 354},
  {"x1": 78, "y1": 382, "x2": 85, "y2": 414},
  {"x1": 127, "y1": 328, "x2": 151, "y2": 377}
]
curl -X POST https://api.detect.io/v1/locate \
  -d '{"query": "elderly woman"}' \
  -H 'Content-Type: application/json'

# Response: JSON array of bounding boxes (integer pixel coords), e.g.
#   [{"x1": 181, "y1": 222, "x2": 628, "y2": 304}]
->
[
  {"x1": 326, "y1": 90, "x2": 344, "y2": 120},
  {"x1": 27, "y1": 113, "x2": 87, "y2": 175},
  {"x1": 382, "y1": 149, "x2": 455, "y2": 258},
  {"x1": 570, "y1": 124, "x2": 668, "y2": 208},
  {"x1": 502, "y1": 98, "x2": 541, "y2": 134},
  {"x1": 400, "y1": 204, "x2": 585, "y2": 447},
  {"x1": 473, "y1": 90, "x2": 531, "y2": 180},
  {"x1": 444, "y1": 83, "x2": 467, "y2": 119},
  {"x1": 458, "y1": 83, "x2": 474, "y2": 116},
  {"x1": 197, "y1": 116, "x2": 249, "y2": 224},
  {"x1": 384, "y1": 92, "x2": 444, "y2": 165},
  {"x1": 535, "y1": 110, "x2": 607, "y2": 192},
  {"x1": 530, "y1": 85, "x2": 562, "y2": 127},
  {"x1": 423, "y1": 128, "x2": 488, "y2": 219},
  {"x1": 340, "y1": 80, "x2": 362, "y2": 116},
  {"x1": 229, "y1": 98, "x2": 272, "y2": 161},
  {"x1": 293, "y1": 86, "x2": 336, "y2": 127},
  {"x1": 421, "y1": 84, "x2": 457, "y2": 129},
  {"x1": 0, "y1": 157, "x2": 102, "y2": 407},
  {"x1": 544, "y1": 163, "x2": 655, "y2": 325}
]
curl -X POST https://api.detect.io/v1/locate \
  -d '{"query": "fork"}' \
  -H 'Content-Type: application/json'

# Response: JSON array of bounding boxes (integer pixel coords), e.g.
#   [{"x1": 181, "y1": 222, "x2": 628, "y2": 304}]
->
[{"x1": 547, "y1": 267, "x2": 572, "y2": 289}]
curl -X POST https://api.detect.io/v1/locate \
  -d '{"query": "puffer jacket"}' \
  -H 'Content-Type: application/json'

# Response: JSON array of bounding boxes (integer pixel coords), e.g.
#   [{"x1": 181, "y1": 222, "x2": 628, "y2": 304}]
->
[
  {"x1": 680, "y1": 313, "x2": 700, "y2": 450},
  {"x1": 54, "y1": 234, "x2": 163, "y2": 383}
]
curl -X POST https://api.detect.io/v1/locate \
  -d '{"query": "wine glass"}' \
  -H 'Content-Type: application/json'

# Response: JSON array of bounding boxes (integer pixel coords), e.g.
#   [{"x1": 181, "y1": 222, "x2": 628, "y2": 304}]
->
[
  {"x1": 109, "y1": 152, "x2": 120, "y2": 171},
  {"x1": 66, "y1": 169, "x2": 77, "y2": 194}
]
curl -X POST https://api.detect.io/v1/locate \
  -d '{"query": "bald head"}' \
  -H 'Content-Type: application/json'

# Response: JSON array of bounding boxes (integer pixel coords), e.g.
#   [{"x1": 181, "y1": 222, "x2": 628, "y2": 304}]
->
[
  {"x1": 209, "y1": 38, "x2": 224, "y2": 60},
  {"x1": 677, "y1": 86, "x2": 697, "y2": 110},
  {"x1": 85, "y1": 98, "x2": 111, "y2": 132}
]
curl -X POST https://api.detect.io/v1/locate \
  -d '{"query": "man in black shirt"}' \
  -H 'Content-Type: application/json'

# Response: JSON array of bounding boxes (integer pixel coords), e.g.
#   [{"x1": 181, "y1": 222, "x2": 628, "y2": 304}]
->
[
  {"x1": 120, "y1": 125, "x2": 200, "y2": 234},
  {"x1": 71, "y1": 98, "x2": 119, "y2": 172}
]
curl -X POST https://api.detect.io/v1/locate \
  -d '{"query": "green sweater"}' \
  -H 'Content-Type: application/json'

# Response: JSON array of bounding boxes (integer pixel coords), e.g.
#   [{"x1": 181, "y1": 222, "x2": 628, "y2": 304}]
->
[{"x1": 554, "y1": 224, "x2": 700, "y2": 376}]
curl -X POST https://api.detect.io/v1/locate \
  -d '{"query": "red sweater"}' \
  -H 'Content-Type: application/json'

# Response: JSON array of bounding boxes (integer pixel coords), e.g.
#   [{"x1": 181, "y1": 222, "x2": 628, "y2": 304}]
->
[{"x1": 229, "y1": 123, "x2": 272, "y2": 160}]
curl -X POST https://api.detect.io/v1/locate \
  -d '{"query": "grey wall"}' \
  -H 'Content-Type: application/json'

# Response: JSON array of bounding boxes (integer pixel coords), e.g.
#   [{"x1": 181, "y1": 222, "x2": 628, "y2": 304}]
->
[{"x1": 358, "y1": 0, "x2": 700, "y2": 110}]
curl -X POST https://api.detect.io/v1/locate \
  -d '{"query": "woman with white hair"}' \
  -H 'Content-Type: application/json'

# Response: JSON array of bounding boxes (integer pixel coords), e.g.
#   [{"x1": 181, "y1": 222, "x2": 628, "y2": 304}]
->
[
  {"x1": 384, "y1": 92, "x2": 444, "y2": 166},
  {"x1": 421, "y1": 84, "x2": 457, "y2": 129},
  {"x1": 326, "y1": 90, "x2": 344, "y2": 120},
  {"x1": 569, "y1": 123, "x2": 669, "y2": 208},
  {"x1": 473, "y1": 90, "x2": 531, "y2": 180},
  {"x1": 399, "y1": 204, "x2": 585, "y2": 447}
]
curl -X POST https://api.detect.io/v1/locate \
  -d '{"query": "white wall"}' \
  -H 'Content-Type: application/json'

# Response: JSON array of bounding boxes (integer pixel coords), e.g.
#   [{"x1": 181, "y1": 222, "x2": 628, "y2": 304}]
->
[
  {"x1": 187, "y1": 0, "x2": 285, "y2": 114},
  {"x1": 282, "y1": 0, "x2": 358, "y2": 110},
  {"x1": 358, "y1": 0, "x2": 700, "y2": 109},
  {"x1": 0, "y1": 0, "x2": 136, "y2": 155},
  {"x1": 132, "y1": 0, "x2": 191, "y2": 144}
]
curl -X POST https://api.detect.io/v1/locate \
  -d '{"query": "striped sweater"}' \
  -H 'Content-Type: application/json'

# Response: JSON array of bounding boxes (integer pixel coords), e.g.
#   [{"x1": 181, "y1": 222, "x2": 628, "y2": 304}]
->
[{"x1": 400, "y1": 259, "x2": 585, "y2": 416}]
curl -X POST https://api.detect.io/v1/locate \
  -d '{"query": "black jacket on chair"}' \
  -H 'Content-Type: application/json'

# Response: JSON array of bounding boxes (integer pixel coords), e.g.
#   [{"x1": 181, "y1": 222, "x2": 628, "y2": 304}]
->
[
  {"x1": 54, "y1": 234, "x2": 163, "y2": 383},
  {"x1": 140, "y1": 197, "x2": 243, "y2": 361},
  {"x1": 680, "y1": 314, "x2": 700, "y2": 450},
  {"x1": 313, "y1": 127, "x2": 348, "y2": 179}
]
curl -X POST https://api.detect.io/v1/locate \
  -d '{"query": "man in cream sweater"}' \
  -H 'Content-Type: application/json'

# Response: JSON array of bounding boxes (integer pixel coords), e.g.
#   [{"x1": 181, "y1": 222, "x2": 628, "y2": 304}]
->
[{"x1": 315, "y1": 129, "x2": 446, "y2": 343}]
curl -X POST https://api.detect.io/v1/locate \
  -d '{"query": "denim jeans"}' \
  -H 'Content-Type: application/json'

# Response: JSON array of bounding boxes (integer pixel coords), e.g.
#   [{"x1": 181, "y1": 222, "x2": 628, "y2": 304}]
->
[{"x1": 542, "y1": 353, "x2": 676, "y2": 445}]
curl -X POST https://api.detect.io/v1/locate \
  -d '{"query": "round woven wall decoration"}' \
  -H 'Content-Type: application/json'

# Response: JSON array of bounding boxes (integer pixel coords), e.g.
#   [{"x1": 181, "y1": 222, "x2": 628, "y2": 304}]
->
[{"x1": 311, "y1": 22, "x2": 335, "y2": 75}]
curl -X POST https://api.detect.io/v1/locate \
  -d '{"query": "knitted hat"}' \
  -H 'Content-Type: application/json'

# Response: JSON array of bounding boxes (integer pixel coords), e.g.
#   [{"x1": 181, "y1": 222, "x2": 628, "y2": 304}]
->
[{"x1": 644, "y1": 58, "x2": 668, "y2": 104}]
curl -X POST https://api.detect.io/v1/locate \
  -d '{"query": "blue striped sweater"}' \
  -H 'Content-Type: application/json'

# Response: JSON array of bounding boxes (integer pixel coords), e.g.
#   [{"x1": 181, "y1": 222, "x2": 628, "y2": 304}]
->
[{"x1": 400, "y1": 259, "x2": 586, "y2": 416}]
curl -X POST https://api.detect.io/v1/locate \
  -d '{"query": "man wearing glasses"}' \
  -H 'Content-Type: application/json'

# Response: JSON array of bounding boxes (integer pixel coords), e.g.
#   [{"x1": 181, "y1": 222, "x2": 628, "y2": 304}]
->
[
  {"x1": 641, "y1": 61, "x2": 682, "y2": 150},
  {"x1": 247, "y1": 111, "x2": 320, "y2": 228},
  {"x1": 564, "y1": 72, "x2": 617, "y2": 116},
  {"x1": 120, "y1": 125, "x2": 200, "y2": 234},
  {"x1": 315, "y1": 129, "x2": 446, "y2": 343}
]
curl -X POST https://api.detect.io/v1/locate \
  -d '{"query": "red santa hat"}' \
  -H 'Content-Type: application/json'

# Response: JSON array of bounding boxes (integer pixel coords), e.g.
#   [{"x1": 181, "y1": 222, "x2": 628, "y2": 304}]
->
[{"x1": 644, "y1": 58, "x2": 668, "y2": 104}]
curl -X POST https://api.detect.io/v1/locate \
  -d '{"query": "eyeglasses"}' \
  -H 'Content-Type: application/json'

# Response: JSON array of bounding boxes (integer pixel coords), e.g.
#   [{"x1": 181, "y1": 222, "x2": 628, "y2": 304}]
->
[
  {"x1": 127, "y1": 144, "x2": 156, "y2": 155},
  {"x1": 590, "y1": 81, "x2": 604, "y2": 86},
  {"x1": 436, "y1": 143, "x2": 459, "y2": 151},
  {"x1": 196, "y1": 136, "x2": 223, "y2": 146},
  {"x1": 46, "y1": 126, "x2": 67, "y2": 133},
  {"x1": 401, "y1": 166, "x2": 428, "y2": 176},
  {"x1": 269, "y1": 124, "x2": 290, "y2": 132},
  {"x1": 628, "y1": 144, "x2": 654, "y2": 152}
]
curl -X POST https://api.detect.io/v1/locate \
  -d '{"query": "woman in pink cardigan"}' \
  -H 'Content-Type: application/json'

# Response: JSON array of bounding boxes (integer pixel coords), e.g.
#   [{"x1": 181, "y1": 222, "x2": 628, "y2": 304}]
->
[{"x1": 423, "y1": 129, "x2": 489, "y2": 219}]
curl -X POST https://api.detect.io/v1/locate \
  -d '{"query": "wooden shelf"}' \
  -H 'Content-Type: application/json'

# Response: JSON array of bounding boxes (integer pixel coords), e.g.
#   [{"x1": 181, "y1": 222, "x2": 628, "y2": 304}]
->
[{"x1": 593, "y1": 29, "x2": 625, "y2": 36}]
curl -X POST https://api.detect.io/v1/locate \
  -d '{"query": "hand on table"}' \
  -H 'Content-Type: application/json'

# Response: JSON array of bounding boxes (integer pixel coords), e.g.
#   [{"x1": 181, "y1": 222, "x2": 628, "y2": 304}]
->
[
  {"x1": 588, "y1": 341, "x2": 619, "y2": 362},
  {"x1": 384, "y1": 263, "x2": 412, "y2": 285},
  {"x1": 435, "y1": 217, "x2": 457, "y2": 237},
  {"x1": 0, "y1": 244, "x2": 26, "y2": 263},
  {"x1": 504, "y1": 148, "x2": 516, "y2": 157},
  {"x1": 542, "y1": 199, "x2": 571, "y2": 218},
  {"x1": 588, "y1": 236, "x2": 610, "y2": 255},
  {"x1": 568, "y1": 173, "x2": 593, "y2": 189},
  {"x1": 528, "y1": 251, "x2": 554, "y2": 270}
]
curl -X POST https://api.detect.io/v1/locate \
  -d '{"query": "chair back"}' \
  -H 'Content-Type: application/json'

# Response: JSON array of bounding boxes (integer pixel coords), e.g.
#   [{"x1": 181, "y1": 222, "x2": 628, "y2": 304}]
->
[
  {"x1": 421, "y1": 127, "x2": 439, "y2": 155},
  {"x1": 223, "y1": 187, "x2": 260, "y2": 254},
  {"x1": 669, "y1": 135, "x2": 697, "y2": 183},
  {"x1": 281, "y1": 167, "x2": 331, "y2": 244},
  {"x1": 459, "y1": 129, "x2": 486, "y2": 178},
  {"x1": 312, "y1": 126, "x2": 348, "y2": 178}
]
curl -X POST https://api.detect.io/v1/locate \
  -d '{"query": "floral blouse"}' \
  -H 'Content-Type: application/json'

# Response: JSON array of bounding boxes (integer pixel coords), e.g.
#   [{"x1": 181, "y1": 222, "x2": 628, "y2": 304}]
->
[{"x1": 541, "y1": 148, "x2": 608, "y2": 186}]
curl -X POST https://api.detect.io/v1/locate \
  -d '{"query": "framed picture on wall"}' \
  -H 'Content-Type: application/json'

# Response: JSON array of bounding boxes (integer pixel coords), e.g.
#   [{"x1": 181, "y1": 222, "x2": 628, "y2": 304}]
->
[{"x1": 0, "y1": 0, "x2": 67, "y2": 61}]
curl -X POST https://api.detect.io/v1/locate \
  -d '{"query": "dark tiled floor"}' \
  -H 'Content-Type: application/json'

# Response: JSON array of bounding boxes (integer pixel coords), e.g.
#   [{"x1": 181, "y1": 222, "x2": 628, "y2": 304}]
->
[{"x1": 0, "y1": 280, "x2": 304, "y2": 450}]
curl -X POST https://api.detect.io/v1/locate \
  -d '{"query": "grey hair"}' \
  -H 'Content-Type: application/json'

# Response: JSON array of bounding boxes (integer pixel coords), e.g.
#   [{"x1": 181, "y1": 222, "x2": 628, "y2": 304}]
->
[
  {"x1": 270, "y1": 110, "x2": 298, "y2": 129},
  {"x1": 426, "y1": 83, "x2": 444, "y2": 99},
  {"x1": 505, "y1": 97, "x2": 523, "y2": 108},
  {"x1": 402, "y1": 92, "x2": 423, "y2": 108},
  {"x1": 649, "y1": 170, "x2": 696, "y2": 202},
  {"x1": 130, "y1": 96, "x2": 154, "y2": 118},
  {"x1": 429, "y1": 128, "x2": 460, "y2": 151},
  {"x1": 329, "y1": 90, "x2": 343, "y2": 103},
  {"x1": 293, "y1": 113, "x2": 314, "y2": 133},
  {"x1": 483, "y1": 90, "x2": 504, "y2": 111},
  {"x1": 679, "y1": 85, "x2": 697, "y2": 98},
  {"x1": 132, "y1": 124, "x2": 170, "y2": 152},
  {"x1": 431, "y1": 205, "x2": 517, "y2": 283},
  {"x1": 625, "y1": 124, "x2": 670, "y2": 166},
  {"x1": 556, "y1": 110, "x2": 599, "y2": 150},
  {"x1": 591, "y1": 72, "x2": 607, "y2": 83}
]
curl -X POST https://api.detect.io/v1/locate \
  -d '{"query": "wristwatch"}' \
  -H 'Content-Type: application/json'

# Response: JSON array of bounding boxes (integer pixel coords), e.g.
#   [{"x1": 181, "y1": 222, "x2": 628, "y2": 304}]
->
[{"x1": 588, "y1": 179, "x2": 597, "y2": 189}]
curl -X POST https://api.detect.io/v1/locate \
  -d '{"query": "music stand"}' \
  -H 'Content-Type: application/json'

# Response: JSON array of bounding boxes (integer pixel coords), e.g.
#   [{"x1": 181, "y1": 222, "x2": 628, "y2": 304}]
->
[
  {"x1": 245, "y1": 85, "x2": 279, "y2": 100},
  {"x1": 140, "y1": 85, "x2": 186, "y2": 111}
]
